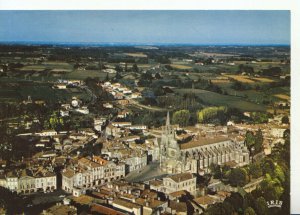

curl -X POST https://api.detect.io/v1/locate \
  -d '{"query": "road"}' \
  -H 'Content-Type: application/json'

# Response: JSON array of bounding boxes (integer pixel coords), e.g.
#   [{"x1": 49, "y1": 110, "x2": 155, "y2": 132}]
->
[
  {"x1": 128, "y1": 98, "x2": 167, "y2": 112},
  {"x1": 125, "y1": 161, "x2": 168, "y2": 183}
]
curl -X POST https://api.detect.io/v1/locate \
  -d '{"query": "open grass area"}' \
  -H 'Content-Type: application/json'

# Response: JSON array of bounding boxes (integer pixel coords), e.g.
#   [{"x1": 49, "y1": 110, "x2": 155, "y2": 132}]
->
[
  {"x1": 125, "y1": 52, "x2": 147, "y2": 58},
  {"x1": 251, "y1": 77, "x2": 275, "y2": 83},
  {"x1": 64, "y1": 70, "x2": 115, "y2": 80},
  {"x1": 170, "y1": 64, "x2": 193, "y2": 70},
  {"x1": 211, "y1": 79, "x2": 231, "y2": 84},
  {"x1": 20, "y1": 62, "x2": 73, "y2": 72},
  {"x1": 273, "y1": 94, "x2": 290, "y2": 100},
  {"x1": 0, "y1": 78, "x2": 91, "y2": 103},
  {"x1": 223, "y1": 74, "x2": 255, "y2": 83},
  {"x1": 20, "y1": 65, "x2": 46, "y2": 72},
  {"x1": 175, "y1": 88, "x2": 266, "y2": 112}
]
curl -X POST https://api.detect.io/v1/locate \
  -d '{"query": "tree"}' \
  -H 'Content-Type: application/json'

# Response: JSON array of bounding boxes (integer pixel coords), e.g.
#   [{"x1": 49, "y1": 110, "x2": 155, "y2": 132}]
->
[
  {"x1": 254, "y1": 129, "x2": 263, "y2": 154},
  {"x1": 244, "y1": 207, "x2": 257, "y2": 215},
  {"x1": 197, "y1": 106, "x2": 227, "y2": 124},
  {"x1": 132, "y1": 63, "x2": 139, "y2": 73},
  {"x1": 249, "y1": 162, "x2": 263, "y2": 179},
  {"x1": 172, "y1": 110, "x2": 190, "y2": 127},
  {"x1": 281, "y1": 115, "x2": 289, "y2": 124},
  {"x1": 243, "y1": 193, "x2": 256, "y2": 211},
  {"x1": 224, "y1": 192, "x2": 244, "y2": 213},
  {"x1": 255, "y1": 197, "x2": 268, "y2": 215},
  {"x1": 228, "y1": 168, "x2": 248, "y2": 187},
  {"x1": 105, "y1": 73, "x2": 109, "y2": 82},
  {"x1": 274, "y1": 165, "x2": 285, "y2": 184},
  {"x1": 209, "y1": 163, "x2": 222, "y2": 179},
  {"x1": 245, "y1": 131, "x2": 256, "y2": 159}
]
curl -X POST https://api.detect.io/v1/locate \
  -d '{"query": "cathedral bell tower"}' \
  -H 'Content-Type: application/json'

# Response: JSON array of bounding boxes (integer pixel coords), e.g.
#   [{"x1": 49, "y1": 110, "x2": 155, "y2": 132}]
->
[{"x1": 159, "y1": 112, "x2": 183, "y2": 173}]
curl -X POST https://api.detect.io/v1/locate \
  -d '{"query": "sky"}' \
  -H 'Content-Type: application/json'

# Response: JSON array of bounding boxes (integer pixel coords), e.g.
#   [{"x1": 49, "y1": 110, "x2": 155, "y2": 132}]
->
[{"x1": 0, "y1": 10, "x2": 290, "y2": 45}]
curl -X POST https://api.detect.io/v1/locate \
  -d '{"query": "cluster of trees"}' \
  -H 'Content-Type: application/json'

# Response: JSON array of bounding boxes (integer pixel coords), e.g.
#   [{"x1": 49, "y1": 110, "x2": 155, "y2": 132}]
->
[
  {"x1": 231, "y1": 80, "x2": 252, "y2": 91},
  {"x1": 210, "y1": 163, "x2": 249, "y2": 187},
  {"x1": 261, "y1": 67, "x2": 282, "y2": 77},
  {"x1": 172, "y1": 110, "x2": 191, "y2": 127},
  {"x1": 193, "y1": 78, "x2": 224, "y2": 94},
  {"x1": 197, "y1": 106, "x2": 228, "y2": 124},
  {"x1": 244, "y1": 129, "x2": 264, "y2": 155},
  {"x1": 238, "y1": 64, "x2": 255, "y2": 74},
  {"x1": 206, "y1": 132, "x2": 290, "y2": 215},
  {"x1": 250, "y1": 112, "x2": 270, "y2": 124},
  {"x1": 43, "y1": 111, "x2": 64, "y2": 130}
]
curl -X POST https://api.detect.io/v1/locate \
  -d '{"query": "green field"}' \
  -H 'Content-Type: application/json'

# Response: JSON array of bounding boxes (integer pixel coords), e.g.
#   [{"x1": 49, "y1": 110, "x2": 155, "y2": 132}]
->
[
  {"x1": 64, "y1": 70, "x2": 115, "y2": 80},
  {"x1": 0, "y1": 79, "x2": 91, "y2": 103},
  {"x1": 175, "y1": 88, "x2": 266, "y2": 112}
]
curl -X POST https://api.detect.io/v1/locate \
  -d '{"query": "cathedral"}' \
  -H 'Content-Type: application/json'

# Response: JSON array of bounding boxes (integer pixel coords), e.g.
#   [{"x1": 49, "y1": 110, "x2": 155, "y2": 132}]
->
[
  {"x1": 159, "y1": 112, "x2": 187, "y2": 174},
  {"x1": 158, "y1": 112, "x2": 250, "y2": 175}
]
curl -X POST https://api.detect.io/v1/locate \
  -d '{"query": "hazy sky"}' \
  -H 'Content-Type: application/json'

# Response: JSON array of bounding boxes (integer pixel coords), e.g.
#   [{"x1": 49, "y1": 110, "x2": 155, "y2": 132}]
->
[{"x1": 0, "y1": 10, "x2": 290, "y2": 45}]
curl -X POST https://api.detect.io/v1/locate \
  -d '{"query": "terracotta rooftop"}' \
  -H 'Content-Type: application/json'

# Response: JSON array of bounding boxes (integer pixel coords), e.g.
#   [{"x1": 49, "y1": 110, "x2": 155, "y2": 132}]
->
[
  {"x1": 62, "y1": 169, "x2": 75, "y2": 178},
  {"x1": 113, "y1": 198, "x2": 141, "y2": 209},
  {"x1": 169, "y1": 190, "x2": 189, "y2": 198},
  {"x1": 167, "y1": 173, "x2": 194, "y2": 183},
  {"x1": 135, "y1": 198, "x2": 166, "y2": 209},
  {"x1": 149, "y1": 180, "x2": 163, "y2": 187},
  {"x1": 194, "y1": 195, "x2": 216, "y2": 206},
  {"x1": 169, "y1": 200, "x2": 188, "y2": 212},
  {"x1": 90, "y1": 204, "x2": 126, "y2": 215},
  {"x1": 43, "y1": 204, "x2": 76, "y2": 215}
]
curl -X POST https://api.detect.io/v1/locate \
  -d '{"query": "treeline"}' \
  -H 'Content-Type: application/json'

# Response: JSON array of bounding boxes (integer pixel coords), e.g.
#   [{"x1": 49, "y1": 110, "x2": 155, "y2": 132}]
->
[{"x1": 197, "y1": 106, "x2": 228, "y2": 124}]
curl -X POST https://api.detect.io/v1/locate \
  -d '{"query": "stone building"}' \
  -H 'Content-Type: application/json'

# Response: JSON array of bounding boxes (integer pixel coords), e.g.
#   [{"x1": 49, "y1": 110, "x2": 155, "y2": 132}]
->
[
  {"x1": 163, "y1": 173, "x2": 197, "y2": 195},
  {"x1": 62, "y1": 156, "x2": 125, "y2": 195},
  {"x1": 157, "y1": 112, "x2": 250, "y2": 174},
  {"x1": 0, "y1": 168, "x2": 56, "y2": 194}
]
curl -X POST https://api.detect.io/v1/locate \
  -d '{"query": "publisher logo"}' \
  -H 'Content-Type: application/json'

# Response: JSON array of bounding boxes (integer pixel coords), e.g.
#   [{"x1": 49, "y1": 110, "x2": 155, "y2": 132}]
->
[{"x1": 266, "y1": 200, "x2": 283, "y2": 208}]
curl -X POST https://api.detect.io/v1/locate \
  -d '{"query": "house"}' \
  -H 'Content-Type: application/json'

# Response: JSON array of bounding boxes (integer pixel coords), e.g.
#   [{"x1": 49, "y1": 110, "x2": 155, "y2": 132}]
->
[
  {"x1": 131, "y1": 92, "x2": 142, "y2": 99},
  {"x1": 112, "y1": 122, "x2": 132, "y2": 127},
  {"x1": 103, "y1": 103, "x2": 114, "y2": 109},
  {"x1": 126, "y1": 125, "x2": 147, "y2": 130},
  {"x1": 90, "y1": 204, "x2": 126, "y2": 215},
  {"x1": 194, "y1": 195, "x2": 218, "y2": 209},
  {"x1": 54, "y1": 83, "x2": 67, "y2": 89},
  {"x1": 60, "y1": 109, "x2": 69, "y2": 117},
  {"x1": 163, "y1": 173, "x2": 196, "y2": 195},
  {"x1": 41, "y1": 204, "x2": 77, "y2": 215},
  {"x1": 117, "y1": 99, "x2": 130, "y2": 106},
  {"x1": 112, "y1": 198, "x2": 142, "y2": 215},
  {"x1": 135, "y1": 198, "x2": 168, "y2": 215},
  {"x1": 117, "y1": 110, "x2": 130, "y2": 118},
  {"x1": 37, "y1": 130, "x2": 58, "y2": 137},
  {"x1": 270, "y1": 127, "x2": 287, "y2": 138},
  {"x1": 75, "y1": 106, "x2": 89, "y2": 115}
]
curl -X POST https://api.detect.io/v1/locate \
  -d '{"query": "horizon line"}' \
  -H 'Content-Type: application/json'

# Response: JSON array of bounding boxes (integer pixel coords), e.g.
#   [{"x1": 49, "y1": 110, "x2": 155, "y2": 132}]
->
[{"x1": 0, "y1": 41, "x2": 290, "y2": 47}]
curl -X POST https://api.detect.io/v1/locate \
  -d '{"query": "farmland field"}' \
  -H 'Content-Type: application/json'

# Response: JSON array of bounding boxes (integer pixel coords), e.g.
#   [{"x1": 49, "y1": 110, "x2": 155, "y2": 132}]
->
[
  {"x1": 223, "y1": 74, "x2": 255, "y2": 83},
  {"x1": 273, "y1": 93, "x2": 290, "y2": 100},
  {"x1": 64, "y1": 70, "x2": 115, "y2": 80},
  {"x1": 175, "y1": 88, "x2": 266, "y2": 111},
  {"x1": 251, "y1": 77, "x2": 275, "y2": 83},
  {"x1": 170, "y1": 64, "x2": 193, "y2": 70},
  {"x1": 0, "y1": 79, "x2": 91, "y2": 103},
  {"x1": 125, "y1": 53, "x2": 147, "y2": 58}
]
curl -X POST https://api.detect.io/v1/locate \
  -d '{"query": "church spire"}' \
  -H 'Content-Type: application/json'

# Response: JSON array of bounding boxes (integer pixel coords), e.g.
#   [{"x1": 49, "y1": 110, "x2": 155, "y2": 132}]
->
[{"x1": 166, "y1": 111, "x2": 170, "y2": 126}]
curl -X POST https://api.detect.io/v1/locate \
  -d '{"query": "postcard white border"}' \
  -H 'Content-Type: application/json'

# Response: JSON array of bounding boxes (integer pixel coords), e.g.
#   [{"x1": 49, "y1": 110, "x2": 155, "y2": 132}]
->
[{"x1": 0, "y1": 0, "x2": 299, "y2": 214}]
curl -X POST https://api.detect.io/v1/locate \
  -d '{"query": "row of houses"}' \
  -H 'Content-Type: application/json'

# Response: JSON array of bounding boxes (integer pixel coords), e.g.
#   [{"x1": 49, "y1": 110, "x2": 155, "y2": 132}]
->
[
  {"x1": 62, "y1": 156, "x2": 126, "y2": 196},
  {"x1": 0, "y1": 167, "x2": 56, "y2": 194}
]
